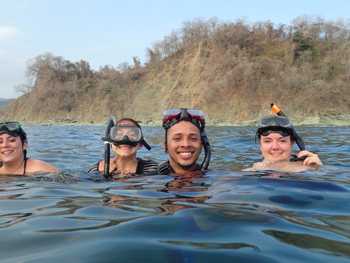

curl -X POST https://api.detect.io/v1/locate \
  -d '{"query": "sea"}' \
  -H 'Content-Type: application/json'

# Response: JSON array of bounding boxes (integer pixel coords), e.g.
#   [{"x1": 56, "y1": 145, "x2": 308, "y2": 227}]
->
[{"x1": 0, "y1": 125, "x2": 349, "y2": 263}]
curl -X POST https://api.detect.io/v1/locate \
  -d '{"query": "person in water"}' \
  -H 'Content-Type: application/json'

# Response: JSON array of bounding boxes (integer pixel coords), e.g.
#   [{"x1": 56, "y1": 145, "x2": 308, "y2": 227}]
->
[
  {"x1": 158, "y1": 108, "x2": 211, "y2": 177},
  {"x1": 245, "y1": 115, "x2": 322, "y2": 172},
  {"x1": 96, "y1": 118, "x2": 158, "y2": 178},
  {"x1": 0, "y1": 121, "x2": 58, "y2": 175}
]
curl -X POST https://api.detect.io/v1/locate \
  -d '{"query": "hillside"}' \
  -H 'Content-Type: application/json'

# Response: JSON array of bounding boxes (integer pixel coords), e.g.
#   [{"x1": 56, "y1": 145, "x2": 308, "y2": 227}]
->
[{"x1": 1, "y1": 17, "x2": 350, "y2": 125}]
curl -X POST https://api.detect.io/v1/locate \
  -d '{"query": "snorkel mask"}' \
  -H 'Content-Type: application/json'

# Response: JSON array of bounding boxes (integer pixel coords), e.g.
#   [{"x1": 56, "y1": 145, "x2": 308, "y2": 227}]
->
[
  {"x1": 162, "y1": 108, "x2": 211, "y2": 171},
  {"x1": 0, "y1": 121, "x2": 27, "y2": 143},
  {"x1": 102, "y1": 117, "x2": 151, "y2": 179},
  {"x1": 109, "y1": 120, "x2": 151, "y2": 150},
  {"x1": 109, "y1": 125, "x2": 142, "y2": 147}
]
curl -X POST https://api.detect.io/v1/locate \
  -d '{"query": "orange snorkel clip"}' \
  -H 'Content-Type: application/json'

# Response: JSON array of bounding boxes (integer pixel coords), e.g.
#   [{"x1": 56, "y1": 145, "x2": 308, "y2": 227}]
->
[{"x1": 270, "y1": 103, "x2": 286, "y2": 116}]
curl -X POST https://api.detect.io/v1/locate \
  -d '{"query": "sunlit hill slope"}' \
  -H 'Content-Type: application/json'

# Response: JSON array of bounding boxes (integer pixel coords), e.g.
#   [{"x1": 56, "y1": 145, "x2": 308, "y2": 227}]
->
[{"x1": 2, "y1": 18, "x2": 350, "y2": 125}]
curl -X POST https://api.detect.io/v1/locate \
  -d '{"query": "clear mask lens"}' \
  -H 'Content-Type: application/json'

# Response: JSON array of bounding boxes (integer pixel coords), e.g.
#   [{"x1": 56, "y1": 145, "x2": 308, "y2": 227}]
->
[
  {"x1": 110, "y1": 125, "x2": 142, "y2": 142},
  {"x1": 260, "y1": 116, "x2": 291, "y2": 128}
]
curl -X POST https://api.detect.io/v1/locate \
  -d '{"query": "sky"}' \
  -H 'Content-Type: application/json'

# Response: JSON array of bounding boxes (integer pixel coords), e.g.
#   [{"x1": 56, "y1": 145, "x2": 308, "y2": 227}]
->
[{"x1": 0, "y1": 0, "x2": 349, "y2": 98}]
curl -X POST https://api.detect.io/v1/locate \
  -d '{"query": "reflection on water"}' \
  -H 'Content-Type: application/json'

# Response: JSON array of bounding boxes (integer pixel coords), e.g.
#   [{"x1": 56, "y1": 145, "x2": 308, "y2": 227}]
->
[
  {"x1": 0, "y1": 125, "x2": 349, "y2": 262},
  {"x1": 264, "y1": 229, "x2": 350, "y2": 257}
]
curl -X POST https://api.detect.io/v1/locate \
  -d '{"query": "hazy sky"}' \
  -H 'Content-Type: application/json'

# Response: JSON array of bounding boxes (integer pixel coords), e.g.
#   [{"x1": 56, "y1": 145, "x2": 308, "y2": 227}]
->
[{"x1": 0, "y1": 0, "x2": 349, "y2": 98}]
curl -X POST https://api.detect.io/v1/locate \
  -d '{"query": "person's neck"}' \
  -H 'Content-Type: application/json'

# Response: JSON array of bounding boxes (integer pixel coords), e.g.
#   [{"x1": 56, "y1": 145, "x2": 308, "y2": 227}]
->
[
  {"x1": 168, "y1": 159, "x2": 201, "y2": 177},
  {"x1": 113, "y1": 156, "x2": 138, "y2": 174}
]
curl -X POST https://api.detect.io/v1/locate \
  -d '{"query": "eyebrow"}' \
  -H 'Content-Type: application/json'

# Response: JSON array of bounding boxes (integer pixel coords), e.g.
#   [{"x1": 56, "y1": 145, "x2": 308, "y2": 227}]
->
[{"x1": 171, "y1": 132, "x2": 200, "y2": 136}]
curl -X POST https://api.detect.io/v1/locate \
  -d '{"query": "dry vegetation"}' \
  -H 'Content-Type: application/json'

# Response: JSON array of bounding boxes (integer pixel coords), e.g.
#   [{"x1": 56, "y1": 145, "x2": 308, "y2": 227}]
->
[{"x1": 2, "y1": 16, "x2": 350, "y2": 124}]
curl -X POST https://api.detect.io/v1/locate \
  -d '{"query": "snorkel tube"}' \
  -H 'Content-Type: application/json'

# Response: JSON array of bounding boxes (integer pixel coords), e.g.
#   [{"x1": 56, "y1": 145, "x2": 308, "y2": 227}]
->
[
  {"x1": 197, "y1": 117, "x2": 211, "y2": 172},
  {"x1": 102, "y1": 116, "x2": 116, "y2": 179},
  {"x1": 270, "y1": 103, "x2": 305, "y2": 151},
  {"x1": 200, "y1": 132, "x2": 211, "y2": 171}
]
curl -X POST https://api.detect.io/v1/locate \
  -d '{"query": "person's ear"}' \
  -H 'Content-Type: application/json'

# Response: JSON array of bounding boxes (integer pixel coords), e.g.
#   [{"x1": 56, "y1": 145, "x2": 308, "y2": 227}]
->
[{"x1": 23, "y1": 142, "x2": 28, "y2": 150}]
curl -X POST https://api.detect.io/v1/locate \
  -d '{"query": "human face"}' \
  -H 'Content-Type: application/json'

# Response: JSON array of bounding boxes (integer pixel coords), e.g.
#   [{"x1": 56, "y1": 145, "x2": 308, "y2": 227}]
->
[
  {"x1": 112, "y1": 143, "x2": 140, "y2": 158},
  {"x1": 259, "y1": 132, "x2": 293, "y2": 162},
  {"x1": 166, "y1": 121, "x2": 202, "y2": 171},
  {"x1": 111, "y1": 120, "x2": 140, "y2": 158},
  {"x1": 0, "y1": 133, "x2": 26, "y2": 164}
]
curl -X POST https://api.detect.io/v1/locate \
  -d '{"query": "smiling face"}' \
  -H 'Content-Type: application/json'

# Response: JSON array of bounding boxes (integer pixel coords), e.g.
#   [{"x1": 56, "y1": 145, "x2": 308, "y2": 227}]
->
[
  {"x1": 111, "y1": 143, "x2": 140, "y2": 158},
  {"x1": 111, "y1": 119, "x2": 141, "y2": 158},
  {"x1": 259, "y1": 132, "x2": 293, "y2": 163},
  {"x1": 166, "y1": 121, "x2": 202, "y2": 173},
  {"x1": 0, "y1": 133, "x2": 26, "y2": 164}
]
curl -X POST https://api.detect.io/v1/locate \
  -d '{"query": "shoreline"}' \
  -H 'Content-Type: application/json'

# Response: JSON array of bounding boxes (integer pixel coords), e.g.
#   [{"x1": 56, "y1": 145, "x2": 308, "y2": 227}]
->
[
  {"x1": 15, "y1": 119, "x2": 350, "y2": 127},
  {"x1": 2, "y1": 113, "x2": 349, "y2": 127}
]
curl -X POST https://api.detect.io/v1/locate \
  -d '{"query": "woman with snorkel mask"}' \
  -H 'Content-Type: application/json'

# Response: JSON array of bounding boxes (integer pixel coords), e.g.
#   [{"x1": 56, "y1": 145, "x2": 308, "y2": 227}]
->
[
  {"x1": 0, "y1": 121, "x2": 58, "y2": 175},
  {"x1": 245, "y1": 104, "x2": 322, "y2": 173},
  {"x1": 95, "y1": 118, "x2": 158, "y2": 179}
]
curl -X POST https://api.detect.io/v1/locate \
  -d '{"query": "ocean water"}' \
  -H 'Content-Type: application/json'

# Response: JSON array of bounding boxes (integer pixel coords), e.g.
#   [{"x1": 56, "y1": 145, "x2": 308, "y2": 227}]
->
[{"x1": 0, "y1": 125, "x2": 349, "y2": 263}]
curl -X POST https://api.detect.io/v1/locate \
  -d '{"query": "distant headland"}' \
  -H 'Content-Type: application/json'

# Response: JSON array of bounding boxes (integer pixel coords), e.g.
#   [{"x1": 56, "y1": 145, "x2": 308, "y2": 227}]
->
[{"x1": 1, "y1": 17, "x2": 350, "y2": 125}]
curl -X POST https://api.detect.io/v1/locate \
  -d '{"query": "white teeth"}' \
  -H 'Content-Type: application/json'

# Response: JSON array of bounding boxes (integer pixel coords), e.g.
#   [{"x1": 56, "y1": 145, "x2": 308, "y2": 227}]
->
[{"x1": 179, "y1": 152, "x2": 192, "y2": 158}]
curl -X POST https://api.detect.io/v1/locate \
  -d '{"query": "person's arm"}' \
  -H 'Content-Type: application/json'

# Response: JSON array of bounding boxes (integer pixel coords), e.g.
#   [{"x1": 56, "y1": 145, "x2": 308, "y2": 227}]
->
[
  {"x1": 26, "y1": 159, "x2": 59, "y2": 174},
  {"x1": 97, "y1": 160, "x2": 104, "y2": 173},
  {"x1": 297, "y1": 150, "x2": 322, "y2": 169},
  {"x1": 242, "y1": 162, "x2": 261, "y2": 171}
]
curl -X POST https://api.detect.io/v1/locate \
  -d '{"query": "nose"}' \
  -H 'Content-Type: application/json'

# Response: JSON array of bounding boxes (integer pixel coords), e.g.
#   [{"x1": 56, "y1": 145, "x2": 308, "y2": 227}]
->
[
  {"x1": 0, "y1": 140, "x2": 9, "y2": 147},
  {"x1": 270, "y1": 140, "x2": 280, "y2": 150},
  {"x1": 180, "y1": 138, "x2": 191, "y2": 147}
]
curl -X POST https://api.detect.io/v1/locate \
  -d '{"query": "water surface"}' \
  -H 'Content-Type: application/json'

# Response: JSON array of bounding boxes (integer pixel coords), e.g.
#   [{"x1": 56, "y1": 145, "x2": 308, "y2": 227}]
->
[{"x1": 0, "y1": 125, "x2": 349, "y2": 262}]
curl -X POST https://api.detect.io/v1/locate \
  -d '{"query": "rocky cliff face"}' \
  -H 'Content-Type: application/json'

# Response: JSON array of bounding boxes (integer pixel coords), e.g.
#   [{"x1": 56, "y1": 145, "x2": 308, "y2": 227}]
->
[{"x1": 2, "y1": 19, "x2": 350, "y2": 125}]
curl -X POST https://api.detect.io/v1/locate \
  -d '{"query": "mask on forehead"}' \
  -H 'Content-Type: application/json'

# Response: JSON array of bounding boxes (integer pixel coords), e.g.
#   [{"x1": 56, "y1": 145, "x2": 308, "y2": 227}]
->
[
  {"x1": 0, "y1": 122, "x2": 27, "y2": 143},
  {"x1": 256, "y1": 115, "x2": 305, "y2": 150}
]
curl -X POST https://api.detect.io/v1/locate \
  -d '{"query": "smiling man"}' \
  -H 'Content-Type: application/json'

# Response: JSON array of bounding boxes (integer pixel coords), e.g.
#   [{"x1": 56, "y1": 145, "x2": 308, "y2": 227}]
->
[{"x1": 158, "y1": 109, "x2": 211, "y2": 176}]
